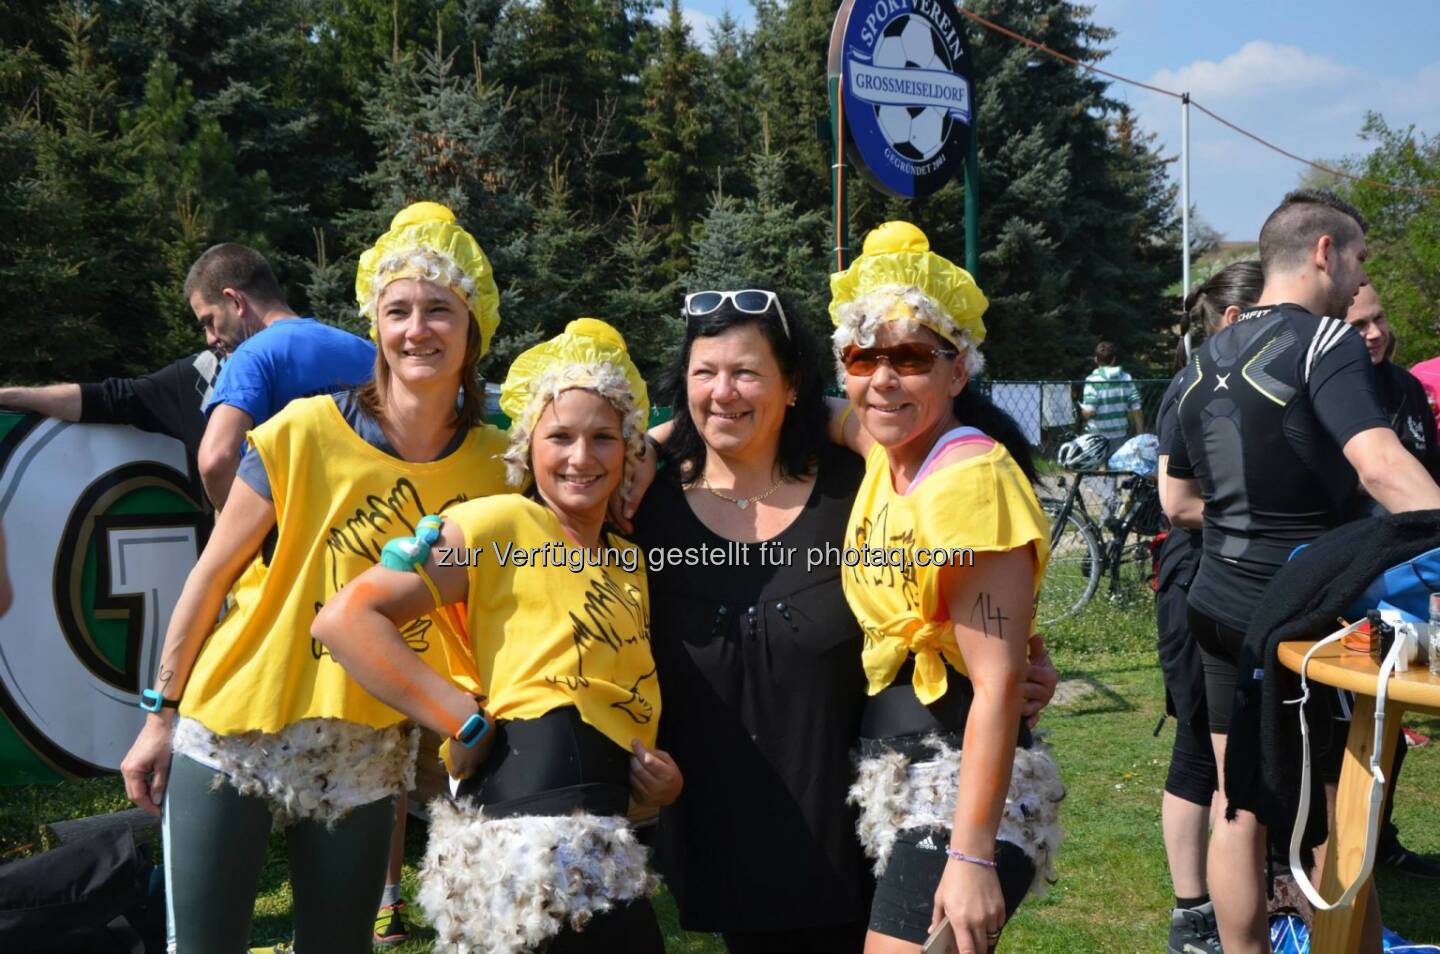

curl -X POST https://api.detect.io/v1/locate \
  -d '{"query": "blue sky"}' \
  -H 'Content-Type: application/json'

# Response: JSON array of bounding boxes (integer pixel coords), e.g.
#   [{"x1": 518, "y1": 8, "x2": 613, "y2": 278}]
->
[{"x1": 673, "y1": 0, "x2": 1440, "y2": 240}]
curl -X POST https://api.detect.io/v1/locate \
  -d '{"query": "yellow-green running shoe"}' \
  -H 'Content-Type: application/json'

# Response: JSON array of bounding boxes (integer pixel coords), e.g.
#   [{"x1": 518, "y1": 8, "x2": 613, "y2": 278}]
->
[{"x1": 373, "y1": 901, "x2": 413, "y2": 946}]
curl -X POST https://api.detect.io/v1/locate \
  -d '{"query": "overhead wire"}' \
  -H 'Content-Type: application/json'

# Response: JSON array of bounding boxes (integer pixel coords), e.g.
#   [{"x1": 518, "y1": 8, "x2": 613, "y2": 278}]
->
[{"x1": 953, "y1": 6, "x2": 1440, "y2": 198}]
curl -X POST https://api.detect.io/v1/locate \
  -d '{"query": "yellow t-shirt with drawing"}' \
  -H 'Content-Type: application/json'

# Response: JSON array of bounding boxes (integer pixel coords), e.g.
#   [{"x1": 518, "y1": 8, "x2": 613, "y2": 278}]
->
[
  {"x1": 443, "y1": 494, "x2": 659, "y2": 752},
  {"x1": 181, "y1": 395, "x2": 510, "y2": 735},
  {"x1": 842, "y1": 440, "x2": 1050, "y2": 705}
]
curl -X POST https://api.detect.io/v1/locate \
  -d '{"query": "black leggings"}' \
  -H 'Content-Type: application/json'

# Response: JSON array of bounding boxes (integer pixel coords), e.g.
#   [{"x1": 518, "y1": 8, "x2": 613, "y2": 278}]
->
[
  {"x1": 1187, "y1": 606, "x2": 1247, "y2": 735},
  {"x1": 453, "y1": 708, "x2": 663, "y2": 954},
  {"x1": 1166, "y1": 712, "x2": 1218, "y2": 806}
]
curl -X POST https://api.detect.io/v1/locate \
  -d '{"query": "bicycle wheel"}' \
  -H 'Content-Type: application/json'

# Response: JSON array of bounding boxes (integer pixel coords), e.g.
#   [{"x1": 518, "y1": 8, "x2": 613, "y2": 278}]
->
[
  {"x1": 1038, "y1": 498, "x2": 1102, "y2": 624},
  {"x1": 1105, "y1": 536, "x2": 1154, "y2": 604}
]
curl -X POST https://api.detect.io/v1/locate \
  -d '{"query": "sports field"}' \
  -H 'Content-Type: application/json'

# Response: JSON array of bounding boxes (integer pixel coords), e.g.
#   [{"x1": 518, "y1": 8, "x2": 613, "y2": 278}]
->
[{"x1": 3, "y1": 597, "x2": 1436, "y2": 951}]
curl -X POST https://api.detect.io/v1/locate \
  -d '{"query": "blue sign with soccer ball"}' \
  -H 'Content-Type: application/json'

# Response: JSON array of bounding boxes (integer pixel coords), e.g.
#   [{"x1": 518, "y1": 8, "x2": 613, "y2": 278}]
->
[{"x1": 834, "y1": 0, "x2": 974, "y2": 198}]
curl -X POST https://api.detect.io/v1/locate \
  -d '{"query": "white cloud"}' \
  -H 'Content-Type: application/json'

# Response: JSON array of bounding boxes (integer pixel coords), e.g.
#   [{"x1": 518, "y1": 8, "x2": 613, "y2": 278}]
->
[
  {"x1": 1149, "y1": 41, "x2": 1354, "y2": 102},
  {"x1": 646, "y1": 6, "x2": 722, "y2": 52},
  {"x1": 1122, "y1": 42, "x2": 1440, "y2": 238}
]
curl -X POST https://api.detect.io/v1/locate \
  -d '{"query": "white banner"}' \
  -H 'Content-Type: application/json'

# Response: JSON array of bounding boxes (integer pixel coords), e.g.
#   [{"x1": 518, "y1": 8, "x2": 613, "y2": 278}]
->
[{"x1": 848, "y1": 59, "x2": 972, "y2": 120}]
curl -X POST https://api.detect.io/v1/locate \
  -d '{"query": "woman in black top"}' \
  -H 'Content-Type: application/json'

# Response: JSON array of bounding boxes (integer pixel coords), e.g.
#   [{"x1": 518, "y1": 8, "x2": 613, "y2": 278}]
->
[
  {"x1": 634, "y1": 291, "x2": 872, "y2": 953},
  {"x1": 636, "y1": 289, "x2": 1059, "y2": 954}
]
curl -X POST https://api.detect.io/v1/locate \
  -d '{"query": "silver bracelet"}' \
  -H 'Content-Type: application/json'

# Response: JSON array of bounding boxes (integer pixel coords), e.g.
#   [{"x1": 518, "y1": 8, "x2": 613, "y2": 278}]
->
[{"x1": 945, "y1": 847, "x2": 997, "y2": 869}]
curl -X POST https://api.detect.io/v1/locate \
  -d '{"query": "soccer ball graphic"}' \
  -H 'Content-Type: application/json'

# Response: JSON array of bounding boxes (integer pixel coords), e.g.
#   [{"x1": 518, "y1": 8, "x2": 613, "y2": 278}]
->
[{"x1": 872, "y1": 15, "x2": 952, "y2": 162}]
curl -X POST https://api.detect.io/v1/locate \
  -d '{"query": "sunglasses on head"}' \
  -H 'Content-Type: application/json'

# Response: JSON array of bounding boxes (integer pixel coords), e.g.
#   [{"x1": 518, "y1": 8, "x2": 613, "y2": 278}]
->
[
  {"x1": 682, "y1": 289, "x2": 790, "y2": 339},
  {"x1": 840, "y1": 343, "x2": 959, "y2": 376}
]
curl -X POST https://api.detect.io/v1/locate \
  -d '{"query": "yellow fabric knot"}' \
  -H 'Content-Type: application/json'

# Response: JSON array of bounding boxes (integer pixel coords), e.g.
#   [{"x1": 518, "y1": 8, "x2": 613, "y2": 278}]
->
[
  {"x1": 864, "y1": 610, "x2": 957, "y2": 706},
  {"x1": 355, "y1": 201, "x2": 502, "y2": 355},
  {"x1": 829, "y1": 220, "x2": 988, "y2": 348},
  {"x1": 499, "y1": 318, "x2": 649, "y2": 432}
]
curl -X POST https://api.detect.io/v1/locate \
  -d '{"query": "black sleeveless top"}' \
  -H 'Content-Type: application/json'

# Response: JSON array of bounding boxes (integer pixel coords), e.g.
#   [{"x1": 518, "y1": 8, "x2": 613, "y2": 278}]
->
[{"x1": 632, "y1": 443, "x2": 871, "y2": 932}]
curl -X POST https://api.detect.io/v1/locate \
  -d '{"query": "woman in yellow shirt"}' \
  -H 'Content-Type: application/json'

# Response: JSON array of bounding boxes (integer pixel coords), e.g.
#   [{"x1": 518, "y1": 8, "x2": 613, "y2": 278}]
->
[
  {"x1": 314, "y1": 319, "x2": 681, "y2": 954},
  {"x1": 118, "y1": 203, "x2": 511, "y2": 952},
  {"x1": 830, "y1": 223, "x2": 1064, "y2": 954}
]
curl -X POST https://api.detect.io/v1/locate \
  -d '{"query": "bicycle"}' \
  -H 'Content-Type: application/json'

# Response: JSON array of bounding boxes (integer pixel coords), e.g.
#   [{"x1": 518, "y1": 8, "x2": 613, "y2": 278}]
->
[{"x1": 1037, "y1": 467, "x2": 1163, "y2": 624}]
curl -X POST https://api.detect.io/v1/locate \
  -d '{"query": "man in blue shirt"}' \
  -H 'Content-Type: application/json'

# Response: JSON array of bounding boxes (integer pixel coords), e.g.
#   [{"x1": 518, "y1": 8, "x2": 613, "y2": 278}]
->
[{"x1": 188, "y1": 244, "x2": 374, "y2": 508}]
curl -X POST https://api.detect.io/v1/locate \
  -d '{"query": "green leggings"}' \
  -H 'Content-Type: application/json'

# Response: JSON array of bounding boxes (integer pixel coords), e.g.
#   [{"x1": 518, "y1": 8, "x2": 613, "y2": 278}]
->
[{"x1": 162, "y1": 754, "x2": 395, "y2": 954}]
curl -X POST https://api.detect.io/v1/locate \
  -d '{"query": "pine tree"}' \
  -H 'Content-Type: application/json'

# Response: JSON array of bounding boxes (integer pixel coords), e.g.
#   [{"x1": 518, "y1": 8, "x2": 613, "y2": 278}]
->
[
  {"x1": 310, "y1": 35, "x2": 531, "y2": 347},
  {"x1": 603, "y1": 199, "x2": 682, "y2": 377},
  {"x1": 94, "y1": 0, "x2": 346, "y2": 282},
  {"x1": 125, "y1": 54, "x2": 270, "y2": 357},
  {"x1": 488, "y1": 0, "x2": 656, "y2": 216},
  {"x1": 686, "y1": 148, "x2": 830, "y2": 340},
  {"x1": 638, "y1": 0, "x2": 710, "y2": 261},
  {"x1": 509, "y1": 162, "x2": 608, "y2": 340},
  {"x1": 705, "y1": 9, "x2": 758, "y2": 195}
]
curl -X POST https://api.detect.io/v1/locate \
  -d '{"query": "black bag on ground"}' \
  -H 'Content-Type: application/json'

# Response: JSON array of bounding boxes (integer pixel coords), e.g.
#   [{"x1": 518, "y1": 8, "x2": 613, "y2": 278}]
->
[{"x1": 0, "y1": 826, "x2": 165, "y2": 953}]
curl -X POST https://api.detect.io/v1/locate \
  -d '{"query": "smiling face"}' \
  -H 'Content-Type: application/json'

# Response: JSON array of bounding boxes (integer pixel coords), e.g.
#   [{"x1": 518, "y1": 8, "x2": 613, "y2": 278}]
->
[
  {"x1": 530, "y1": 388, "x2": 627, "y2": 521},
  {"x1": 686, "y1": 323, "x2": 796, "y2": 463},
  {"x1": 842, "y1": 321, "x2": 967, "y2": 454},
  {"x1": 1343, "y1": 284, "x2": 1390, "y2": 366},
  {"x1": 375, "y1": 278, "x2": 470, "y2": 392}
]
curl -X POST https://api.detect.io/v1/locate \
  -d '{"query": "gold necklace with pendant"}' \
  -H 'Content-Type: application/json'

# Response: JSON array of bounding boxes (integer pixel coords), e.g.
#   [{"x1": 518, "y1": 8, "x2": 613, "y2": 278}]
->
[{"x1": 698, "y1": 473, "x2": 786, "y2": 510}]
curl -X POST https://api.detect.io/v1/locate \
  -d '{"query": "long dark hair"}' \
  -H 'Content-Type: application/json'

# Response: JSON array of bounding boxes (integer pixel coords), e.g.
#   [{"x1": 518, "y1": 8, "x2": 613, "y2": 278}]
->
[
  {"x1": 658, "y1": 290, "x2": 828, "y2": 482},
  {"x1": 1176, "y1": 261, "x2": 1263, "y2": 372},
  {"x1": 957, "y1": 386, "x2": 1038, "y2": 483}
]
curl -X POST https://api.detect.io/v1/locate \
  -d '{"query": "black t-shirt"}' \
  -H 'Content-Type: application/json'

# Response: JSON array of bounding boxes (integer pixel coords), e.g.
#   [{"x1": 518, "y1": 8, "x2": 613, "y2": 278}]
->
[
  {"x1": 78, "y1": 351, "x2": 220, "y2": 458},
  {"x1": 1166, "y1": 303, "x2": 1388, "y2": 631},
  {"x1": 631, "y1": 443, "x2": 871, "y2": 932},
  {"x1": 1376, "y1": 360, "x2": 1440, "y2": 480}
]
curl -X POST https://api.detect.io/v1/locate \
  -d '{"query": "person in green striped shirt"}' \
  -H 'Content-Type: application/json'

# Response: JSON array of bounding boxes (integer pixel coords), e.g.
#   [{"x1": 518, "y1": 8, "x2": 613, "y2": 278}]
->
[{"x1": 1079, "y1": 341, "x2": 1143, "y2": 446}]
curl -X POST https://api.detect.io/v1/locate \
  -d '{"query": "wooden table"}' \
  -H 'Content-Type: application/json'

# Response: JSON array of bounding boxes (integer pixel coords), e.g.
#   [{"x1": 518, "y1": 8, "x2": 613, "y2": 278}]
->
[{"x1": 1277, "y1": 640, "x2": 1440, "y2": 953}]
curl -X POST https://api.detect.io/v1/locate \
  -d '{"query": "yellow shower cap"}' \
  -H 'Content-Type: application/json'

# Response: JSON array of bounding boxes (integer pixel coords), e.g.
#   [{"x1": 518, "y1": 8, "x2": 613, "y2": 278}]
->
[
  {"x1": 829, "y1": 221, "x2": 988, "y2": 347},
  {"x1": 355, "y1": 201, "x2": 502, "y2": 355},
  {"x1": 498, "y1": 318, "x2": 651, "y2": 489}
]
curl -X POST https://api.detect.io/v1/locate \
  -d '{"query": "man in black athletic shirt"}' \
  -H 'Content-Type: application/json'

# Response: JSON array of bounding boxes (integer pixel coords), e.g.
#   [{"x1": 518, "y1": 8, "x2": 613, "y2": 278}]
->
[
  {"x1": 0, "y1": 351, "x2": 221, "y2": 512},
  {"x1": 1162, "y1": 189, "x2": 1440, "y2": 954}
]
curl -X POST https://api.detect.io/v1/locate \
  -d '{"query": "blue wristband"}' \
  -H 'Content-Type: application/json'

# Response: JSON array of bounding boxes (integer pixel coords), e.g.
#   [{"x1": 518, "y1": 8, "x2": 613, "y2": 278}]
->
[
  {"x1": 456, "y1": 710, "x2": 490, "y2": 748},
  {"x1": 138, "y1": 689, "x2": 180, "y2": 713},
  {"x1": 379, "y1": 515, "x2": 445, "y2": 572}
]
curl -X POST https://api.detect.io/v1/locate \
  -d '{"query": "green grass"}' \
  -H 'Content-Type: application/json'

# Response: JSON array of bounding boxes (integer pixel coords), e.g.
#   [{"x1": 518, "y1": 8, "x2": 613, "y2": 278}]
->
[{"x1": 4, "y1": 600, "x2": 1437, "y2": 950}]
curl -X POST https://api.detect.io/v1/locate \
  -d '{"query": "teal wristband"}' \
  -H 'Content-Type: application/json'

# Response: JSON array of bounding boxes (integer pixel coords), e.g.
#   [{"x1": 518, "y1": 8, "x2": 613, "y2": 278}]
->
[
  {"x1": 456, "y1": 710, "x2": 490, "y2": 748},
  {"x1": 139, "y1": 689, "x2": 180, "y2": 713}
]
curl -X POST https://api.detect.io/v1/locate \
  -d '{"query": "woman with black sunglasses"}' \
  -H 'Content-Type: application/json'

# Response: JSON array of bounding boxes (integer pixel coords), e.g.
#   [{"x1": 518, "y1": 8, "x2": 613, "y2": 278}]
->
[
  {"x1": 635, "y1": 284, "x2": 1058, "y2": 953},
  {"x1": 829, "y1": 223, "x2": 1064, "y2": 954}
]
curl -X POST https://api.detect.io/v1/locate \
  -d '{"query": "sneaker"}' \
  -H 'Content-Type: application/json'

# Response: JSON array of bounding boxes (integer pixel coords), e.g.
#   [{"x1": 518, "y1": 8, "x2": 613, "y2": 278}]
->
[
  {"x1": 1168, "y1": 901, "x2": 1223, "y2": 954},
  {"x1": 373, "y1": 901, "x2": 413, "y2": 945},
  {"x1": 1401, "y1": 725, "x2": 1430, "y2": 747},
  {"x1": 1380, "y1": 845, "x2": 1440, "y2": 879}
]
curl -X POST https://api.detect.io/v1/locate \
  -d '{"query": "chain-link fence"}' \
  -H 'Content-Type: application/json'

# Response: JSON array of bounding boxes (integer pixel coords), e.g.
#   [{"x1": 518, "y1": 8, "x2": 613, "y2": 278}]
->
[{"x1": 974, "y1": 378, "x2": 1172, "y2": 462}]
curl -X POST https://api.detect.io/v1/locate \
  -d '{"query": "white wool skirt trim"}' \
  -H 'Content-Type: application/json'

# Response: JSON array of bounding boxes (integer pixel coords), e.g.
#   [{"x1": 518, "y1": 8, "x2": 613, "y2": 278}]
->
[
  {"x1": 848, "y1": 733, "x2": 1065, "y2": 897},
  {"x1": 420, "y1": 797, "x2": 655, "y2": 954},
  {"x1": 171, "y1": 716, "x2": 418, "y2": 826}
]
